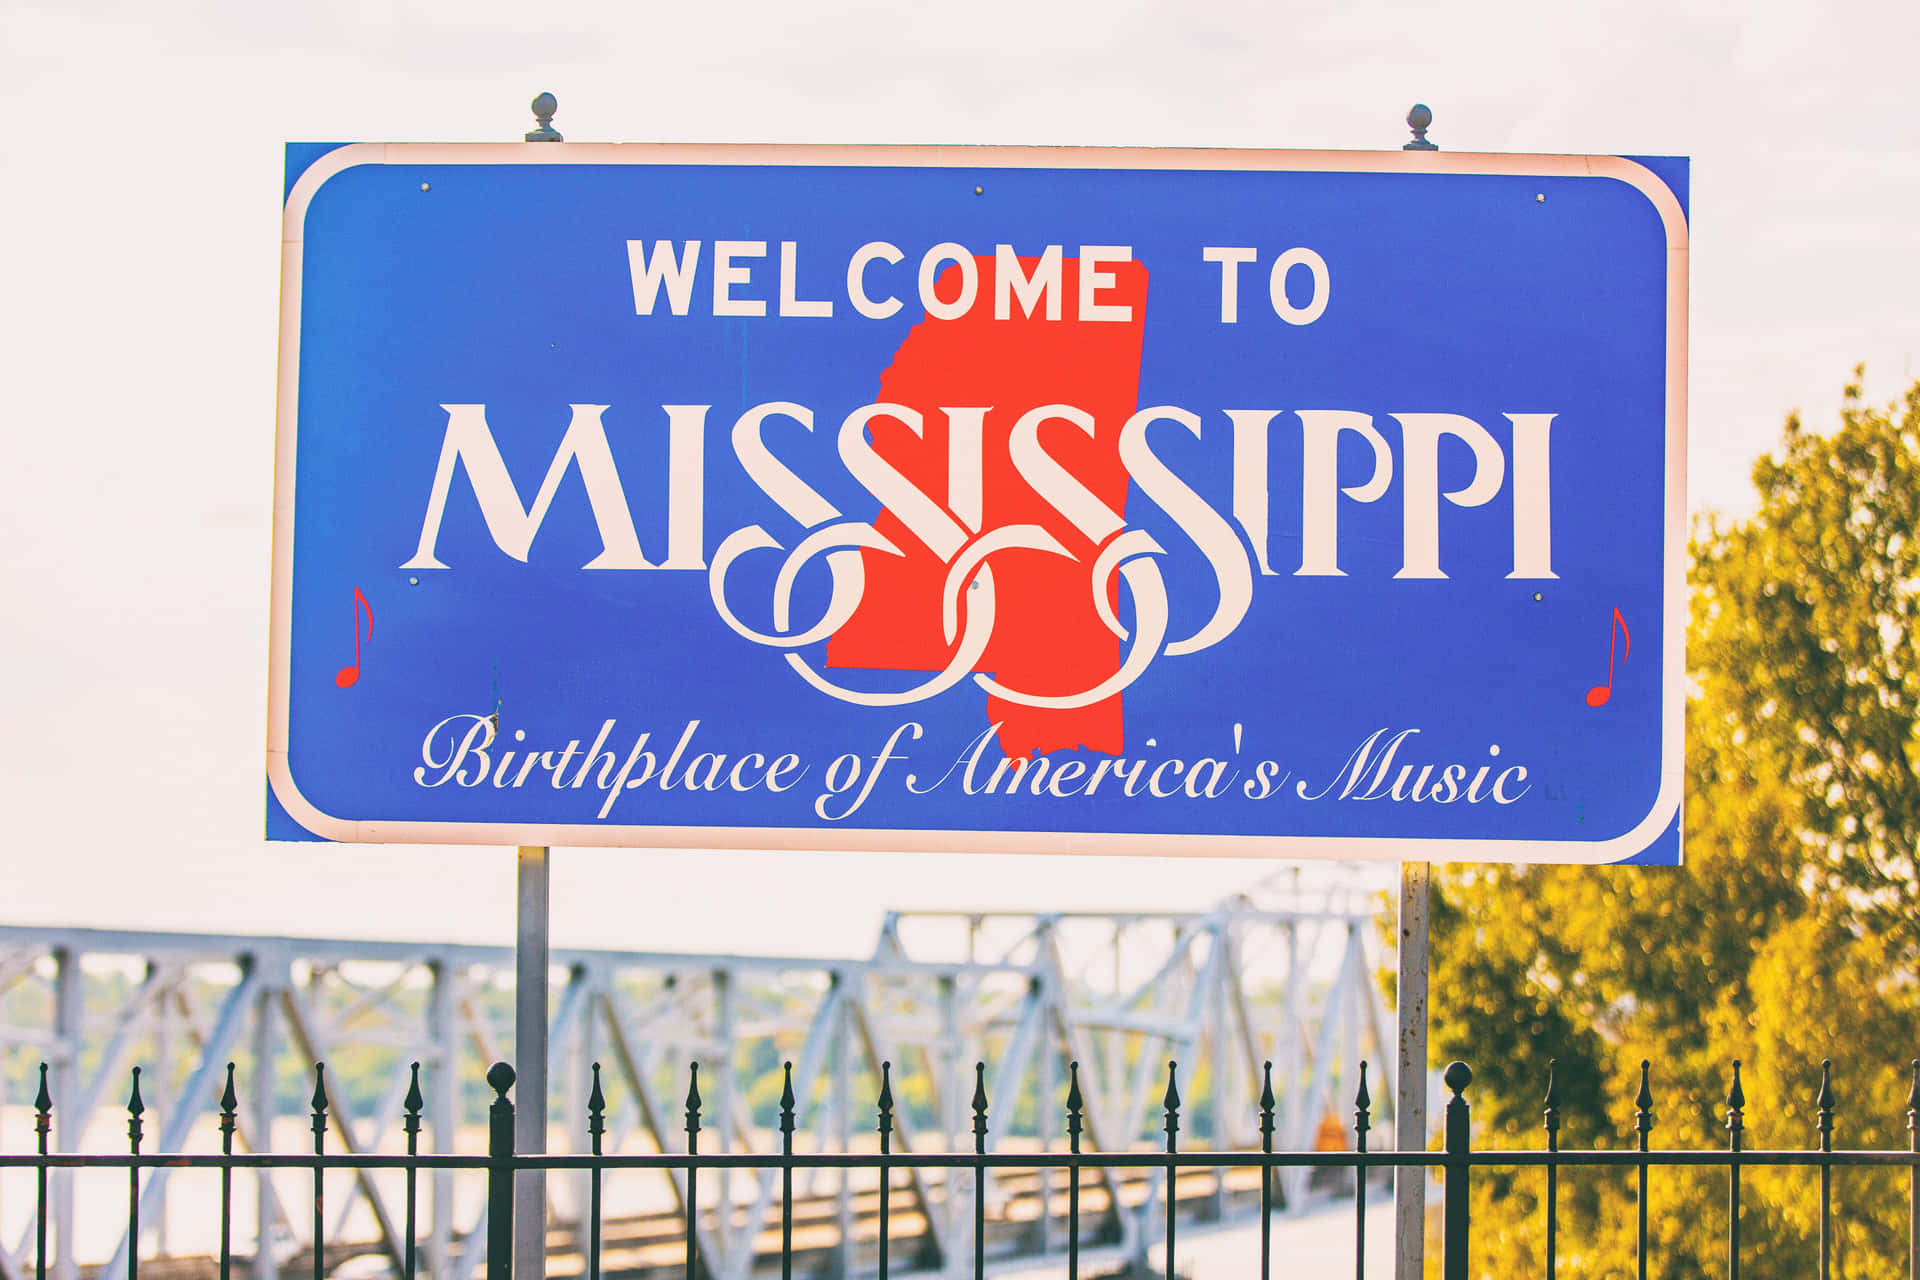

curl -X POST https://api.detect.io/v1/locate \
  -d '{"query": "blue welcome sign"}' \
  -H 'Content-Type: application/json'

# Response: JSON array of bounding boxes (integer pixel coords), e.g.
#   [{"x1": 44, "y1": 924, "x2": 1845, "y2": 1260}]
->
[{"x1": 268, "y1": 142, "x2": 1687, "y2": 862}]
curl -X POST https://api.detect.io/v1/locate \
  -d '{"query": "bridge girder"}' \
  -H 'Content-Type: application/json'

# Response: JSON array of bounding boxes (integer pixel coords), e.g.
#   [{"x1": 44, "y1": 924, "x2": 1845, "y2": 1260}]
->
[{"x1": 0, "y1": 866, "x2": 1391, "y2": 1280}]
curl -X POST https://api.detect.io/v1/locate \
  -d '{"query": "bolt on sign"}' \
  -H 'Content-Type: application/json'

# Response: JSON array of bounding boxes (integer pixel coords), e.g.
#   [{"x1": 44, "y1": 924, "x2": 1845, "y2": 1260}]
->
[{"x1": 267, "y1": 143, "x2": 1687, "y2": 863}]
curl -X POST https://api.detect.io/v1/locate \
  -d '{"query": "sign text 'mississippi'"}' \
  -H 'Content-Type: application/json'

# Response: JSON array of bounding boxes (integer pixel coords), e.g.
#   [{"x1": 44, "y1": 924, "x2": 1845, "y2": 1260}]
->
[{"x1": 400, "y1": 396, "x2": 1557, "y2": 710}]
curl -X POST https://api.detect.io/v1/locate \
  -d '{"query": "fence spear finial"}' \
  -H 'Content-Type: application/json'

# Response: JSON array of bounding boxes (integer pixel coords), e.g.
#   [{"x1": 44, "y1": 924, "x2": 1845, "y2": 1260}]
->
[
  {"x1": 684, "y1": 1062, "x2": 702, "y2": 1145},
  {"x1": 1635, "y1": 1059, "x2": 1655, "y2": 1147},
  {"x1": 1066, "y1": 1060, "x2": 1084, "y2": 1150},
  {"x1": 971, "y1": 1062, "x2": 989, "y2": 1150},
  {"x1": 779, "y1": 1061, "x2": 796, "y2": 1138},
  {"x1": 217, "y1": 1063, "x2": 239, "y2": 1155},
  {"x1": 1162, "y1": 1061, "x2": 1181, "y2": 1149},
  {"x1": 35, "y1": 1062, "x2": 52, "y2": 1134},
  {"x1": 486, "y1": 1061, "x2": 515, "y2": 1099},
  {"x1": 1816, "y1": 1059, "x2": 1836, "y2": 1149},
  {"x1": 1354, "y1": 1060, "x2": 1372, "y2": 1144},
  {"x1": 310, "y1": 1063, "x2": 329, "y2": 1152},
  {"x1": 403, "y1": 1061, "x2": 424, "y2": 1126},
  {"x1": 587, "y1": 1062, "x2": 605, "y2": 1151},
  {"x1": 128, "y1": 1066, "x2": 145, "y2": 1152},
  {"x1": 1726, "y1": 1059, "x2": 1746, "y2": 1146}
]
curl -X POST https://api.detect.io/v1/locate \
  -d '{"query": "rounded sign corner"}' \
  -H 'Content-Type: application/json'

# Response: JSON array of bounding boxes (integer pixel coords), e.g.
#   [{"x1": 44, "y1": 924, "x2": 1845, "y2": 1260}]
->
[
  {"x1": 282, "y1": 143, "x2": 387, "y2": 241},
  {"x1": 1591, "y1": 155, "x2": 1691, "y2": 251},
  {"x1": 266, "y1": 753, "x2": 356, "y2": 843}
]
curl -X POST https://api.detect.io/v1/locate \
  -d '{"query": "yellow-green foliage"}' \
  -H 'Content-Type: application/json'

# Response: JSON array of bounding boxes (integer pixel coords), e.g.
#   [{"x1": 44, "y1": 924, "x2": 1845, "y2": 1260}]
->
[{"x1": 1428, "y1": 375, "x2": 1920, "y2": 1279}]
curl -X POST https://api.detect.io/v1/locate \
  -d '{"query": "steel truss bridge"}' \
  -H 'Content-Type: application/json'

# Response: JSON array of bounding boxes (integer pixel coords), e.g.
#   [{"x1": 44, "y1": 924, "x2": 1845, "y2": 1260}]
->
[{"x1": 0, "y1": 868, "x2": 1394, "y2": 1280}]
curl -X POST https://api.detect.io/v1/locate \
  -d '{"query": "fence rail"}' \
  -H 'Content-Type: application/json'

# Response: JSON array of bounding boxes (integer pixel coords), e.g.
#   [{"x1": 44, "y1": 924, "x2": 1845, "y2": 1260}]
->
[{"x1": 6, "y1": 1057, "x2": 1920, "y2": 1280}]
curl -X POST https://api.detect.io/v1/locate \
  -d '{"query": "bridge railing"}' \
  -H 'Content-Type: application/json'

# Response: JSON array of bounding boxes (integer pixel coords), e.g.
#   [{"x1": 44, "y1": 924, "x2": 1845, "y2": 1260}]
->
[{"x1": 7, "y1": 1056, "x2": 1920, "y2": 1280}]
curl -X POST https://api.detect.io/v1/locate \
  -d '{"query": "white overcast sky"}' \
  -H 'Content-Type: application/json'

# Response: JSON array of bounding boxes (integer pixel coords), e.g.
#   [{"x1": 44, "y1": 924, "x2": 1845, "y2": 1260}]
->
[{"x1": 1, "y1": 0, "x2": 1915, "y2": 956}]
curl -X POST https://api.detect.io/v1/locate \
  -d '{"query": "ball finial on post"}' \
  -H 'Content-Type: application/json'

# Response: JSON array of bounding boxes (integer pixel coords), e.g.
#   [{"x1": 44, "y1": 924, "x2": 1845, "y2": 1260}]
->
[
  {"x1": 1404, "y1": 103, "x2": 1438, "y2": 151},
  {"x1": 526, "y1": 93, "x2": 563, "y2": 143}
]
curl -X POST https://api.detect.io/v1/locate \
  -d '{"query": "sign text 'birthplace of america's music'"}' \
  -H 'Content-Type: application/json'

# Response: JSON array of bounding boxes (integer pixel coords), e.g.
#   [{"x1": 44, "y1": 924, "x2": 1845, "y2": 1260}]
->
[{"x1": 267, "y1": 143, "x2": 1688, "y2": 863}]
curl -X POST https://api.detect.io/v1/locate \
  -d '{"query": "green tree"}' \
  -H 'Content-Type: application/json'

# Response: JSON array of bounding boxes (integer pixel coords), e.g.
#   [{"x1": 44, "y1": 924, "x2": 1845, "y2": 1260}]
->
[
  {"x1": 1695, "y1": 373, "x2": 1920, "y2": 933},
  {"x1": 1427, "y1": 375, "x2": 1920, "y2": 1278}
]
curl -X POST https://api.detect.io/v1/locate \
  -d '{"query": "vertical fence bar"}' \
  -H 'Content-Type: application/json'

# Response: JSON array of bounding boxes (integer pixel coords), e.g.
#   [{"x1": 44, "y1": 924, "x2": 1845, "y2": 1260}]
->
[
  {"x1": 586, "y1": 1065, "x2": 604, "y2": 1280},
  {"x1": 128, "y1": 1068, "x2": 145, "y2": 1280},
  {"x1": 1908, "y1": 1060, "x2": 1918, "y2": 1280},
  {"x1": 486, "y1": 1063, "x2": 517, "y2": 1280},
  {"x1": 778, "y1": 1065, "x2": 795, "y2": 1280},
  {"x1": 1726, "y1": 1060, "x2": 1745, "y2": 1280},
  {"x1": 219, "y1": 1066, "x2": 238, "y2": 1280},
  {"x1": 403, "y1": 1065, "x2": 423, "y2": 1280},
  {"x1": 35, "y1": 1065, "x2": 52, "y2": 1280},
  {"x1": 1817, "y1": 1061, "x2": 1835, "y2": 1280},
  {"x1": 972, "y1": 1064, "x2": 988, "y2": 1280},
  {"x1": 1163, "y1": 1063, "x2": 1179, "y2": 1280},
  {"x1": 1067, "y1": 1063, "x2": 1083, "y2": 1280},
  {"x1": 1258, "y1": 1063, "x2": 1274, "y2": 1280},
  {"x1": 1440, "y1": 1062, "x2": 1470, "y2": 1280},
  {"x1": 685, "y1": 1064, "x2": 701, "y2": 1280},
  {"x1": 1543, "y1": 1061, "x2": 1560, "y2": 1277},
  {"x1": 310, "y1": 1066, "x2": 328, "y2": 1280},
  {"x1": 1354, "y1": 1063, "x2": 1371, "y2": 1280},
  {"x1": 877, "y1": 1063, "x2": 894, "y2": 1280},
  {"x1": 1635, "y1": 1061, "x2": 1654, "y2": 1280}
]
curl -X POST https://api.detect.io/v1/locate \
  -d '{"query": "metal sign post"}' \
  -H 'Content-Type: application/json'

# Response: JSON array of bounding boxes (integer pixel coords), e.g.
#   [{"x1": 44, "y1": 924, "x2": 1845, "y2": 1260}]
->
[
  {"x1": 514, "y1": 843, "x2": 550, "y2": 1280},
  {"x1": 1395, "y1": 859, "x2": 1431, "y2": 1280},
  {"x1": 1392, "y1": 104, "x2": 1437, "y2": 1280},
  {"x1": 513, "y1": 96, "x2": 563, "y2": 1280}
]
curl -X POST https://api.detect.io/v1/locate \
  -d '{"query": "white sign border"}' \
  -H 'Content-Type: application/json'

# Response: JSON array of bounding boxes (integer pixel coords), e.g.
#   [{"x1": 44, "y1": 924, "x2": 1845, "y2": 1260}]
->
[{"x1": 268, "y1": 142, "x2": 1688, "y2": 862}]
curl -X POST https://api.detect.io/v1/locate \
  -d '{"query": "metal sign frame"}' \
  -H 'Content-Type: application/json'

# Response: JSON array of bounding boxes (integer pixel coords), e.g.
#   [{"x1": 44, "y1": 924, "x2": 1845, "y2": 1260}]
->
[{"x1": 268, "y1": 142, "x2": 1687, "y2": 861}]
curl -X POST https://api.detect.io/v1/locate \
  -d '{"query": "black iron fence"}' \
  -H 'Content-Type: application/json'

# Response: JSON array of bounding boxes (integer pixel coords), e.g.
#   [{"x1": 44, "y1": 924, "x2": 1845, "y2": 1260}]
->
[{"x1": 6, "y1": 1056, "x2": 1920, "y2": 1280}]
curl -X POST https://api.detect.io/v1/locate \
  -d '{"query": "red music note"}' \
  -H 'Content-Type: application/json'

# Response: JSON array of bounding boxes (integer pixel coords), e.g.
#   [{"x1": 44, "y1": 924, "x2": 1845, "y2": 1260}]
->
[
  {"x1": 1585, "y1": 607, "x2": 1630, "y2": 707},
  {"x1": 335, "y1": 588, "x2": 373, "y2": 688}
]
